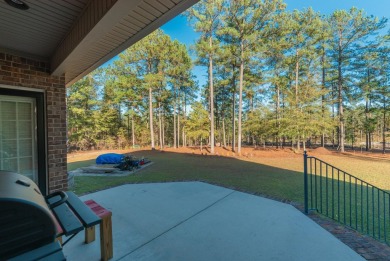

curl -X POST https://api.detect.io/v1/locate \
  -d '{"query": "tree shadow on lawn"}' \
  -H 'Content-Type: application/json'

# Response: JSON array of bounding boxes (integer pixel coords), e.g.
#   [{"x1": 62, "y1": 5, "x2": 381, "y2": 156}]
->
[
  {"x1": 70, "y1": 150, "x2": 390, "y2": 250},
  {"x1": 71, "y1": 150, "x2": 305, "y2": 205}
]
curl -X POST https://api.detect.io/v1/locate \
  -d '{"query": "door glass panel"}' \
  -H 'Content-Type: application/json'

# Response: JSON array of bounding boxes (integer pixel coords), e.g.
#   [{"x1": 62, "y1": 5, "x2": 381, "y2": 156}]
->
[
  {"x1": 2, "y1": 121, "x2": 16, "y2": 139},
  {"x1": 2, "y1": 139, "x2": 17, "y2": 157},
  {"x1": 1, "y1": 101, "x2": 16, "y2": 120},
  {"x1": 18, "y1": 121, "x2": 32, "y2": 139},
  {"x1": 0, "y1": 96, "x2": 38, "y2": 183},
  {"x1": 3, "y1": 158, "x2": 17, "y2": 171},
  {"x1": 18, "y1": 102, "x2": 32, "y2": 120},
  {"x1": 18, "y1": 139, "x2": 32, "y2": 157}
]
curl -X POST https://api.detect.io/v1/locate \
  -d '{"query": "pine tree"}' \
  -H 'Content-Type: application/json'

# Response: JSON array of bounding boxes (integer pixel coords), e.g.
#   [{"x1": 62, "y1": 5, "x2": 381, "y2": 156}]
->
[
  {"x1": 67, "y1": 74, "x2": 99, "y2": 150},
  {"x1": 219, "y1": 0, "x2": 285, "y2": 154},
  {"x1": 118, "y1": 29, "x2": 172, "y2": 149},
  {"x1": 167, "y1": 40, "x2": 194, "y2": 148},
  {"x1": 329, "y1": 7, "x2": 387, "y2": 152},
  {"x1": 186, "y1": 0, "x2": 224, "y2": 154},
  {"x1": 185, "y1": 102, "x2": 210, "y2": 151}
]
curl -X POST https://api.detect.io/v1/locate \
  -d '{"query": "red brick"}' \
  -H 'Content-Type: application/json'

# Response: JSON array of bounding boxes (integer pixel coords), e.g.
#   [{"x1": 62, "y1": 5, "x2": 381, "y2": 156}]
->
[
  {"x1": 0, "y1": 51, "x2": 67, "y2": 194},
  {"x1": 0, "y1": 60, "x2": 12, "y2": 66},
  {"x1": 1, "y1": 65, "x2": 12, "y2": 71},
  {"x1": 2, "y1": 76, "x2": 20, "y2": 82},
  {"x1": 0, "y1": 70, "x2": 12, "y2": 76},
  {"x1": 21, "y1": 69, "x2": 37, "y2": 75}
]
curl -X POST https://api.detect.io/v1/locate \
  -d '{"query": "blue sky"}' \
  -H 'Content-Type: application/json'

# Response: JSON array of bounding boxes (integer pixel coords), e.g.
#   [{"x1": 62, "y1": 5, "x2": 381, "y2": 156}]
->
[
  {"x1": 105, "y1": 1, "x2": 389, "y2": 89},
  {"x1": 162, "y1": 0, "x2": 390, "y2": 47},
  {"x1": 284, "y1": 0, "x2": 390, "y2": 17},
  {"x1": 160, "y1": 0, "x2": 389, "y2": 88}
]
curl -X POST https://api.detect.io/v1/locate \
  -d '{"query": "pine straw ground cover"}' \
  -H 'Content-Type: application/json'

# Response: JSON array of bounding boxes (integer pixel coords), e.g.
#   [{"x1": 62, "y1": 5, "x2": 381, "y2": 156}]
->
[{"x1": 68, "y1": 147, "x2": 390, "y2": 202}]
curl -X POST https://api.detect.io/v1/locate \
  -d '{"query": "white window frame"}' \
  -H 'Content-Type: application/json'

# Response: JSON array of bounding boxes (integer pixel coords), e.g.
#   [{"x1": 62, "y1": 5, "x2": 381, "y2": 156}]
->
[{"x1": 0, "y1": 95, "x2": 38, "y2": 182}]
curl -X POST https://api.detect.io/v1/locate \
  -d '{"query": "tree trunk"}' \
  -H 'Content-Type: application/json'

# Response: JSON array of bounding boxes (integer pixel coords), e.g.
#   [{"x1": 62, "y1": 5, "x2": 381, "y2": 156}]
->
[
  {"x1": 338, "y1": 31, "x2": 345, "y2": 152},
  {"x1": 132, "y1": 114, "x2": 135, "y2": 147},
  {"x1": 369, "y1": 132, "x2": 372, "y2": 150},
  {"x1": 365, "y1": 97, "x2": 369, "y2": 151},
  {"x1": 295, "y1": 50, "x2": 299, "y2": 104},
  {"x1": 185, "y1": 94, "x2": 188, "y2": 147},
  {"x1": 173, "y1": 106, "x2": 177, "y2": 149},
  {"x1": 237, "y1": 42, "x2": 244, "y2": 154},
  {"x1": 173, "y1": 90, "x2": 177, "y2": 149},
  {"x1": 321, "y1": 47, "x2": 326, "y2": 147},
  {"x1": 369, "y1": 97, "x2": 372, "y2": 150},
  {"x1": 209, "y1": 37, "x2": 215, "y2": 154},
  {"x1": 332, "y1": 83, "x2": 336, "y2": 148},
  {"x1": 182, "y1": 129, "x2": 185, "y2": 147},
  {"x1": 177, "y1": 111, "x2": 180, "y2": 147},
  {"x1": 182, "y1": 95, "x2": 186, "y2": 147},
  {"x1": 149, "y1": 87, "x2": 155, "y2": 149},
  {"x1": 295, "y1": 51, "x2": 300, "y2": 152},
  {"x1": 127, "y1": 114, "x2": 130, "y2": 141},
  {"x1": 276, "y1": 82, "x2": 280, "y2": 148},
  {"x1": 232, "y1": 93, "x2": 236, "y2": 152},
  {"x1": 162, "y1": 114, "x2": 165, "y2": 148},
  {"x1": 365, "y1": 69, "x2": 371, "y2": 151},
  {"x1": 158, "y1": 102, "x2": 163, "y2": 149},
  {"x1": 383, "y1": 108, "x2": 386, "y2": 154},
  {"x1": 222, "y1": 118, "x2": 226, "y2": 148}
]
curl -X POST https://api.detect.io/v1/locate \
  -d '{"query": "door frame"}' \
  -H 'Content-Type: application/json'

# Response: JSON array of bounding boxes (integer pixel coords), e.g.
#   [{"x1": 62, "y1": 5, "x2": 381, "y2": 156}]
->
[{"x1": 0, "y1": 85, "x2": 47, "y2": 194}]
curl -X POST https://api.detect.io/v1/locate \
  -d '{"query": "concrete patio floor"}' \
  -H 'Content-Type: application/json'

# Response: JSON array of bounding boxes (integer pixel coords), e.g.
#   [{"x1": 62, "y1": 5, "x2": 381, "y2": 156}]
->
[{"x1": 63, "y1": 182, "x2": 364, "y2": 261}]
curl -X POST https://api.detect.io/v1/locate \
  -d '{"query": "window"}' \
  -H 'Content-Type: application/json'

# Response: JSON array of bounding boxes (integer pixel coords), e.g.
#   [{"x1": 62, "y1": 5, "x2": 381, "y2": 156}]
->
[
  {"x1": 0, "y1": 96, "x2": 38, "y2": 182},
  {"x1": 0, "y1": 87, "x2": 46, "y2": 193}
]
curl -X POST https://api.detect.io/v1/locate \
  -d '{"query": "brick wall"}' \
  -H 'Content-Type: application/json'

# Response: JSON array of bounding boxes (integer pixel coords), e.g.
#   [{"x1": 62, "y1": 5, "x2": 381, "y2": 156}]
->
[{"x1": 0, "y1": 52, "x2": 67, "y2": 193}]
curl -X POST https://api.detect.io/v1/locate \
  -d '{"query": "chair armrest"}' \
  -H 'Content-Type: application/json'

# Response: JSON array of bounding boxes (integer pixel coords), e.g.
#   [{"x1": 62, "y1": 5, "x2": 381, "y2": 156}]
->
[
  {"x1": 65, "y1": 191, "x2": 101, "y2": 227},
  {"x1": 45, "y1": 191, "x2": 68, "y2": 209}
]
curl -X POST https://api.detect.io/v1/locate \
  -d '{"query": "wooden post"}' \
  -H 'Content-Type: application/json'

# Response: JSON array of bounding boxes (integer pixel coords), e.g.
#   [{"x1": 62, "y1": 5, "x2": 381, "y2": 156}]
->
[
  {"x1": 100, "y1": 214, "x2": 113, "y2": 261},
  {"x1": 85, "y1": 226, "x2": 95, "y2": 243}
]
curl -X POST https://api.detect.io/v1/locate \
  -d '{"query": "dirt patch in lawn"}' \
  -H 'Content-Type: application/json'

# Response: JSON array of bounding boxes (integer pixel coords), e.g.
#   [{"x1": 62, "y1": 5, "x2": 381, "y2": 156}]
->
[
  {"x1": 310, "y1": 147, "x2": 333, "y2": 155},
  {"x1": 68, "y1": 145, "x2": 390, "y2": 163},
  {"x1": 162, "y1": 146, "x2": 303, "y2": 159}
]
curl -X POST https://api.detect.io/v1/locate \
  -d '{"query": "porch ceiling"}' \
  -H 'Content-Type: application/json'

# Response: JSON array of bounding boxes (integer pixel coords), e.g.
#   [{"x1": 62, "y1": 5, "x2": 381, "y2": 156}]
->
[{"x1": 0, "y1": 0, "x2": 198, "y2": 87}]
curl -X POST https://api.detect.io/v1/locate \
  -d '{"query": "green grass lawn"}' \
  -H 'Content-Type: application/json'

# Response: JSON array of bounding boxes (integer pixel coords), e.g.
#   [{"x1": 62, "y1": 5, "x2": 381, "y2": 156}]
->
[
  {"x1": 70, "y1": 150, "x2": 304, "y2": 203},
  {"x1": 68, "y1": 149, "x2": 390, "y2": 244},
  {"x1": 69, "y1": 149, "x2": 390, "y2": 204},
  {"x1": 68, "y1": 159, "x2": 96, "y2": 171}
]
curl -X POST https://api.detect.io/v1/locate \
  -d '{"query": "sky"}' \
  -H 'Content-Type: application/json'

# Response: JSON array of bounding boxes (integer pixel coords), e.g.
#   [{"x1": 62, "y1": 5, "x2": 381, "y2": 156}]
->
[
  {"x1": 105, "y1": 0, "x2": 390, "y2": 89},
  {"x1": 160, "y1": 0, "x2": 390, "y2": 88}
]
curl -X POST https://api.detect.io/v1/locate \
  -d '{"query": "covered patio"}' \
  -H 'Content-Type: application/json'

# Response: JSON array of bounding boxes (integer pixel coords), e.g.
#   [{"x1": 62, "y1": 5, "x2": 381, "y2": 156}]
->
[
  {"x1": 0, "y1": 0, "x2": 199, "y2": 195},
  {"x1": 63, "y1": 182, "x2": 362, "y2": 260},
  {"x1": 0, "y1": 1, "x2": 375, "y2": 260}
]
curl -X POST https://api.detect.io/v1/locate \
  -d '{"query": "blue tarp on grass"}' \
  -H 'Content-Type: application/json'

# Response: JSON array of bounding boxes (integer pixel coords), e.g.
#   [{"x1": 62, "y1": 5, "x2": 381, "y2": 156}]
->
[{"x1": 96, "y1": 153, "x2": 124, "y2": 164}]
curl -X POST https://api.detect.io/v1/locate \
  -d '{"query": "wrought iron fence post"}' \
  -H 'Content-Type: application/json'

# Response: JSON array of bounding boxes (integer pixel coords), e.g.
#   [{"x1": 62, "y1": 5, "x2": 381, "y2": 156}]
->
[{"x1": 304, "y1": 151, "x2": 308, "y2": 214}]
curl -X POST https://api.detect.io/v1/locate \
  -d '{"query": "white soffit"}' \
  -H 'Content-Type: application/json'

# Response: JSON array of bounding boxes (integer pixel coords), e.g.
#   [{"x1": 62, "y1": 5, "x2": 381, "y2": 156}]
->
[
  {"x1": 50, "y1": 0, "x2": 199, "y2": 87},
  {"x1": 0, "y1": 0, "x2": 89, "y2": 61}
]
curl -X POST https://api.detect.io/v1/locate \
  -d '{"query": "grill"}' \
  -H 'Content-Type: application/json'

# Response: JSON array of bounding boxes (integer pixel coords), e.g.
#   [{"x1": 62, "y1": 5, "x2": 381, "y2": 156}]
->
[{"x1": 0, "y1": 171, "x2": 64, "y2": 260}]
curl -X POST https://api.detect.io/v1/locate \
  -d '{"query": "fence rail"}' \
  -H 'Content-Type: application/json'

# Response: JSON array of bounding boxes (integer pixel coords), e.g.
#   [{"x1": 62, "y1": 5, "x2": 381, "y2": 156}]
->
[{"x1": 303, "y1": 151, "x2": 390, "y2": 244}]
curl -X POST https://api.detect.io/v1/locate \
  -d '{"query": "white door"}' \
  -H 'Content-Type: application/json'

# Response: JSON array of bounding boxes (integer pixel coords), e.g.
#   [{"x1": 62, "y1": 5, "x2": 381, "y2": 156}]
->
[{"x1": 0, "y1": 95, "x2": 38, "y2": 183}]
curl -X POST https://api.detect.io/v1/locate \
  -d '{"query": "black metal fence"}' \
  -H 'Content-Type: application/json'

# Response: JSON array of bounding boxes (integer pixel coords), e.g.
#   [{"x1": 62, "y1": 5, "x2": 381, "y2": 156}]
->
[{"x1": 303, "y1": 152, "x2": 390, "y2": 244}]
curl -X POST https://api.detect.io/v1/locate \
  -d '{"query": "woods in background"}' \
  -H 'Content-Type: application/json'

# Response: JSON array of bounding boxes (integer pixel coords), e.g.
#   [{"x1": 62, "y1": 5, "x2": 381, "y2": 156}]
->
[{"x1": 67, "y1": 0, "x2": 390, "y2": 153}]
